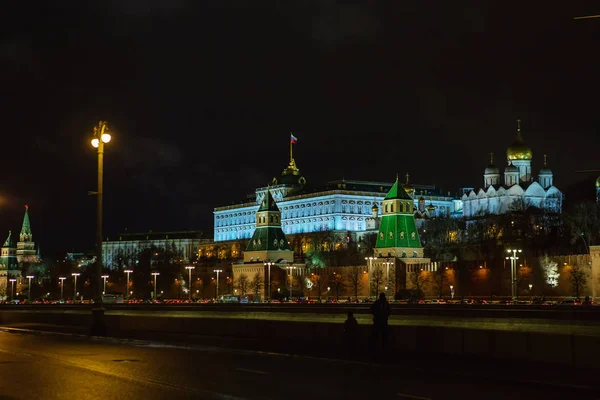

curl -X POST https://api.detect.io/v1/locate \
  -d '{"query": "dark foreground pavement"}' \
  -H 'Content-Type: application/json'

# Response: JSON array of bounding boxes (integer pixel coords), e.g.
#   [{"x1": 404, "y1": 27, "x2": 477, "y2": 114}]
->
[{"x1": 0, "y1": 328, "x2": 598, "y2": 400}]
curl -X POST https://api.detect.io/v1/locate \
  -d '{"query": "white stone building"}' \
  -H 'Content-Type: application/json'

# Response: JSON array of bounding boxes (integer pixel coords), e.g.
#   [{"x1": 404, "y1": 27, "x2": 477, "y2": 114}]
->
[{"x1": 462, "y1": 120, "x2": 562, "y2": 218}]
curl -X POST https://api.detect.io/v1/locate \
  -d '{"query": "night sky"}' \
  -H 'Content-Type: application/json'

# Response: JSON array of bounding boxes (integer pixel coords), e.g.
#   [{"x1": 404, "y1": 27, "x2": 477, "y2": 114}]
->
[{"x1": 1, "y1": 1, "x2": 599, "y2": 255}]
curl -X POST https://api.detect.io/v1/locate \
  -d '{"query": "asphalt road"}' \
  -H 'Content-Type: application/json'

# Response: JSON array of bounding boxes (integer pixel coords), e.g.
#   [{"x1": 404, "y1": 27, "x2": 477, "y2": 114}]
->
[{"x1": 0, "y1": 329, "x2": 597, "y2": 400}]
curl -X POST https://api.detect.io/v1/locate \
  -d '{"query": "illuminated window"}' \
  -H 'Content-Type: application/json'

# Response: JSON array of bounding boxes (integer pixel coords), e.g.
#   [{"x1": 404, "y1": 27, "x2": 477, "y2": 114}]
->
[
  {"x1": 411, "y1": 232, "x2": 416, "y2": 240},
  {"x1": 380, "y1": 232, "x2": 384, "y2": 239},
  {"x1": 389, "y1": 232, "x2": 393, "y2": 239},
  {"x1": 400, "y1": 232, "x2": 405, "y2": 239}
]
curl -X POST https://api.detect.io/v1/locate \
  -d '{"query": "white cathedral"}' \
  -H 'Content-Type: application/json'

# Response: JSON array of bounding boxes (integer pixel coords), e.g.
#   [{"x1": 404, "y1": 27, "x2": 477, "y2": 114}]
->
[{"x1": 462, "y1": 120, "x2": 562, "y2": 218}]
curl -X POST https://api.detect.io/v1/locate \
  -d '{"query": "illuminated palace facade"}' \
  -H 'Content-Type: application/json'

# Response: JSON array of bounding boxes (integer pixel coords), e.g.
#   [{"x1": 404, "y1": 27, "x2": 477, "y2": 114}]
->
[
  {"x1": 214, "y1": 148, "x2": 463, "y2": 243},
  {"x1": 461, "y1": 120, "x2": 562, "y2": 218},
  {"x1": 102, "y1": 230, "x2": 210, "y2": 268}
]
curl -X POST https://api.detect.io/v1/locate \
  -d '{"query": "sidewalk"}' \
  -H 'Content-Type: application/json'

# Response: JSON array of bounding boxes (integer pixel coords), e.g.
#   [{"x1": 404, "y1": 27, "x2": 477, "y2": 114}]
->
[{"x1": 2, "y1": 321, "x2": 599, "y2": 394}]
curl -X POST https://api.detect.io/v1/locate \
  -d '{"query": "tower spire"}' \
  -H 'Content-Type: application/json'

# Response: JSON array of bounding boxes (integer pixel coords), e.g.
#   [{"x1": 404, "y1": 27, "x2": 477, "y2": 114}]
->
[
  {"x1": 405, "y1": 172, "x2": 410, "y2": 184},
  {"x1": 544, "y1": 154, "x2": 547, "y2": 167},
  {"x1": 3, "y1": 231, "x2": 11, "y2": 247},
  {"x1": 516, "y1": 118, "x2": 523, "y2": 142},
  {"x1": 282, "y1": 133, "x2": 300, "y2": 176},
  {"x1": 21, "y1": 205, "x2": 32, "y2": 239},
  {"x1": 290, "y1": 132, "x2": 293, "y2": 163},
  {"x1": 490, "y1": 152, "x2": 494, "y2": 164}
]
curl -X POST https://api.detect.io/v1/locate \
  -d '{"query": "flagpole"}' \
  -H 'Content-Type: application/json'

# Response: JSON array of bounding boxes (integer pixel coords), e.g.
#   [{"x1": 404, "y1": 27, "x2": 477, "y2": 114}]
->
[{"x1": 290, "y1": 132, "x2": 293, "y2": 162}]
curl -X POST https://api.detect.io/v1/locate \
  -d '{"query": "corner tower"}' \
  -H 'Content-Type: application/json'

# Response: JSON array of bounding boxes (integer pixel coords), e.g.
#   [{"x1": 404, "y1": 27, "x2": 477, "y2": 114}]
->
[
  {"x1": 1, "y1": 231, "x2": 19, "y2": 278},
  {"x1": 375, "y1": 176, "x2": 424, "y2": 258},
  {"x1": 243, "y1": 189, "x2": 294, "y2": 263},
  {"x1": 16, "y1": 205, "x2": 37, "y2": 265}
]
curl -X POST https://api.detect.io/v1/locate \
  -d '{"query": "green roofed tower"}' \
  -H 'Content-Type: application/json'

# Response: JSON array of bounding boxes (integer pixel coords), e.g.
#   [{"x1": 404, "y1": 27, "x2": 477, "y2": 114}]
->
[
  {"x1": 243, "y1": 188, "x2": 294, "y2": 263},
  {"x1": 17, "y1": 205, "x2": 37, "y2": 265},
  {"x1": 375, "y1": 176, "x2": 424, "y2": 259},
  {"x1": 1, "y1": 230, "x2": 19, "y2": 290}
]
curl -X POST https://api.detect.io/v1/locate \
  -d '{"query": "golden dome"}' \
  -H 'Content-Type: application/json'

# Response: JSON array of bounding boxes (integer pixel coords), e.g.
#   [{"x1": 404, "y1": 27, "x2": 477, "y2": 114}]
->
[
  {"x1": 402, "y1": 172, "x2": 414, "y2": 195},
  {"x1": 507, "y1": 142, "x2": 532, "y2": 160},
  {"x1": 371, "y1": 203, "x2": 379, "y2": 211},
  {"x1": 507, "y1": 119, "x2": 532, "y2": 161}
]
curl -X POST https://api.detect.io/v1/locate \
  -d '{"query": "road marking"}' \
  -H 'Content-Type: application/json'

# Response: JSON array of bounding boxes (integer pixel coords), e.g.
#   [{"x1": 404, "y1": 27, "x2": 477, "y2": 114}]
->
[
  {"x1": 396, "y1": 393, "x2": 431, "y2": 400},
  {"x1": 235, "y1": 368, "x2": 268, "y2": 375}
]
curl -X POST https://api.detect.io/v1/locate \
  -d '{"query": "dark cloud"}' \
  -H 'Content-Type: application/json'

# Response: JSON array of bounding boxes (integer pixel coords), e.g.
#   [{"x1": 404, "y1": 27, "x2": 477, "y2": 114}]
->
[
  {"x1": 311, "y1": 2, "x2": 381, "y2": 47},
  {"x1": 108, "y1": 0, "x2": 188, "y2": 15},
  {"x1": 1, "y1": 2, "x2": 600, "y2": 255}
]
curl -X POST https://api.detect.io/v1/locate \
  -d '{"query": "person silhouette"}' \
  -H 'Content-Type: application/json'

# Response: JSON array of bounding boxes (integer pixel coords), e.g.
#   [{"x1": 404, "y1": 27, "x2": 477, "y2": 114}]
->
[
  {"x1": 370, "y1": 292, "x2": 391, "y2": 351},
  {"x1": 343, "y1": 311, "x2": 359, "y2": 354}
]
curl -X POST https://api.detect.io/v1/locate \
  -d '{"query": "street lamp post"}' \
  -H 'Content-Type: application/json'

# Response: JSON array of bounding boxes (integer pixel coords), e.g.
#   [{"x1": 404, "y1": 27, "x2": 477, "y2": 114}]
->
[
  {"x1": 264, "y1": 261, "x2": 274, "y2": 301},
  {"x1": 365, "y1": 257, "x2": 377, "y2": 298},
  {"x1": 185, "y1": 266, "x2": 195, "y2": 300},
  {"x1": 286, "y1": 266, "x2": 297, "y2": 301},
  {"x1": 101, "y1": 275, "x2": 109, "y2": 295},
  {"x1": 214, "y1": 269, "x2": 223, "y2": 300},
  {"x1": 151, "y1": 272, "x2": 160, "y2": 300},
  {"x1": 124, "y1": 270, "x2": 133, "y2": 300},
  {"x1": 59, "y1": 277, "x2": 66, "y2": 300},
  {"x1": 9, "y1": 279, "x2": 16, "y2": 301},
  {"x1": 383, "y1": 259, "x2": 393, "y2": 290},
  {"x1": 450, "y1": 285, "x2": 454, "y2": 300},
  {"x1": 506, "y1": 249, "x2": 522, "y2": 300},
  {"x1": 72, "y1": 273, "x2": 80, "y2": 302},
  {"x1": 26, "y1": 275, "x2": 34, "y2": 302},
  {"x1": 90, "y1": 121, "x2": 111, "y2": 335},
  {"x1": 529, "y1": 283, "x2": 533, "y2": 302}
]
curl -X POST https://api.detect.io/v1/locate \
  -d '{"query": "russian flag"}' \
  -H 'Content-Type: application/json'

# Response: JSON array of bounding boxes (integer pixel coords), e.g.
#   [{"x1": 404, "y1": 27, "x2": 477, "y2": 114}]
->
[{"x1": 290, "y1": 133, "x2": 298, "y2": 144}]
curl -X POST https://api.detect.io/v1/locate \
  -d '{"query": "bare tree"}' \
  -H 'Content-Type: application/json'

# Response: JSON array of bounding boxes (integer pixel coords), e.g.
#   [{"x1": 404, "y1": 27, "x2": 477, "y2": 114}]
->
[
  {"x1": 348, "y1": 267, "x2": 363, "y2": 301},
  {"x1": 310, "y1": 271, "x2": 327, "y2": 302},
  {"x1": 432, "y1": 266, "x2": 449, "y2": 299},
  {"x1": 331, "y1": 272, "x2": 345, "y2": 301},
  {"x1": 407, "y1": 269, "x2": 429, "y2": 299},
  {"x1": 564, "y1": 202, "x2": 600, "y2": 254},
  {"x1": 387, "y1": 263, "x2": 405, "y2": 298},
  {"x1": 568, "y1": 263, "x2": 588, "y2": 299},
  {"x1": 236, "y1": 273, "x2": 249, "y2": 296},
  {"x1": 372, "y1": 268, "x2": 385, "y2": 297},
  {"x1": 250, "y1": 272, "x2": 264, "y2": 300}
]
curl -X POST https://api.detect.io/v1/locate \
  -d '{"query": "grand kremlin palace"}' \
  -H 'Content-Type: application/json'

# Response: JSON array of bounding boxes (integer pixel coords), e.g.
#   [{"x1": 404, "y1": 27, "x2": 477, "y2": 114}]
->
[{"x1": 213, "y1": 150, "x2": 464, "y2": 243}]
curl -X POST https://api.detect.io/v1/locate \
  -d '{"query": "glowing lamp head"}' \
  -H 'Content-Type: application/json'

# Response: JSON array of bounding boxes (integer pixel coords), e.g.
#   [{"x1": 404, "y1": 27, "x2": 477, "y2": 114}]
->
[
  {"x1": 91, "y1": 138, "x2": 100, "y2": 148},
  {"x1": 101, "y1": 133, "x2": 111, "y2": 143}
]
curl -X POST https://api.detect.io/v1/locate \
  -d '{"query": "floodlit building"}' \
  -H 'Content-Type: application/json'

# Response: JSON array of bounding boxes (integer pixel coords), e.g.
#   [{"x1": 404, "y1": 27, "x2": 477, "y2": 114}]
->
[
  {"x1": 214, "y1": 142, "x2": 462, "y2": 242},
  {"x1": 102, "y1": 230, "x2": 210, "y2": 268},
  {"x1": 232, "y1": 188, "x2": 303, "y2": 301},
  {"x1": 0, "y1": 206, "x2": 40, "y2": 299},
  {"x1": 461, "y1": 120, "x2": 563, "y2": 218}
]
